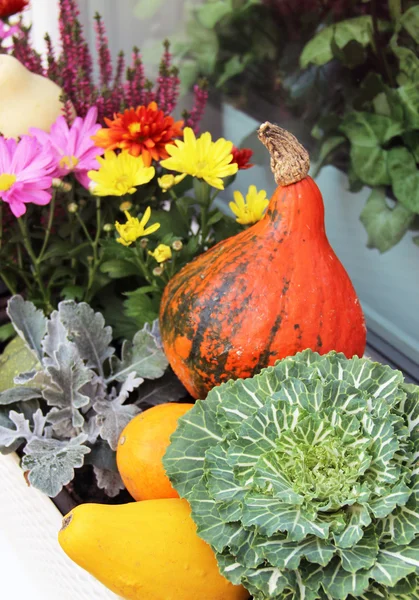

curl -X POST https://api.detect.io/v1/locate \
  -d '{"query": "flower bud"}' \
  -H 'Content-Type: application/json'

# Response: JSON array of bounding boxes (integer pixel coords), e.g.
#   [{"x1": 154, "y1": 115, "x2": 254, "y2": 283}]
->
[
  {"x1": 119, "y1": 201, "x2": 133, "y2": 212},
  {"x1": 139, "y1": 238, "x2": 149, "y2": 248},
  {"x1": 53, "y1": 178, "x2": 72, "y2": 192},
  {"x1": 152, "y1": 266, "x2": 164, "y2": 276},
  {"x1": 103, "y1": 223, "x2": 113, "y2": 232},
  {"x1": 67, "y1": 202, "x2": 78, "y2": 213},
  {"x1": 172, "y1": 240, "x2": 183, "y2": 251}
]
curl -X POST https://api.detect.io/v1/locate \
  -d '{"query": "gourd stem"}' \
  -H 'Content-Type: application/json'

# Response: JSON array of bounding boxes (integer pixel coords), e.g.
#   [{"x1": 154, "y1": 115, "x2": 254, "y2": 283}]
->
[{"x1": 257, "y1": 122, "x2": 310, "y2": 186}]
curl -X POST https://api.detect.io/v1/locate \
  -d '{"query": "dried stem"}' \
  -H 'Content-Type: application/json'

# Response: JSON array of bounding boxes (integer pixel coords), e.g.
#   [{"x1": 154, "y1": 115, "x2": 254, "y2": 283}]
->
[{"x1": 257, "y1": 122, "x2": 310, "y2": 186}]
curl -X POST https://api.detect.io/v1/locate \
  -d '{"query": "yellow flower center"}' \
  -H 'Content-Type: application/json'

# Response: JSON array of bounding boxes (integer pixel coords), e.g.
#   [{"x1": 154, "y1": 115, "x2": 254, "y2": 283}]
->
[
  {"x1": 59, "y1": 155, "x2": 79, "y2": 170},
  {"x1": 128, "y1": 122, "x2": 142, "y2": 136},
  {"x1": 0, "y1": 173, "x2": 17, "y2": 192},
  {"x1": 114, "y1": 175, "x2": 132, "y2": 193}
]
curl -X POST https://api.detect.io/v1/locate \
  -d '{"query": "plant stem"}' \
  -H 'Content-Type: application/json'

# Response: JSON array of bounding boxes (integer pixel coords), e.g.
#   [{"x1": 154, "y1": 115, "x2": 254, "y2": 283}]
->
[
  {"x1": 0, "y1": 271, "x2": 17, "y2": 295},
  {"x1": 85, "y1": 196, "x2": 102, "y2": 303},
  {"x1": 37, "y1": 191, "x2": 56, "y2": 263},
  {"x1": 194, "y1": 179, "x2": 212, "y2": 245},
  {"x1": 372, "y1": 0, "x2": 395, "y2": 87},
  {"x1": 17, "y1": 217, "x2": 51, "y2": 310}
]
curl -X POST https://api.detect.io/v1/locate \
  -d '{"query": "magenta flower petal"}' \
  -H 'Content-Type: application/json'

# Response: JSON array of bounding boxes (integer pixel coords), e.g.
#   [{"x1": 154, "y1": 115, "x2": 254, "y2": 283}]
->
[
  {"x1": 29, "y1": 106, "x2": 104, "y2": 188},
  {"x1": 0, "y1": 135, "x2": 54, "y2": 217}
]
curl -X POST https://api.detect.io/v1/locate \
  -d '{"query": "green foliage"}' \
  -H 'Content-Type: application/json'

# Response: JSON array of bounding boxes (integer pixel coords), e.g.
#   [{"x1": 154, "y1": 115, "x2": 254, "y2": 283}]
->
[
  {"x1": 0, "y1": 296, "x2": 187, "y2": 497},
  {"x1": 165, "y1": 350, "x2": 419, "y2": 600},
  {"x1": 299, "y1": 4, "x2": 419, "y2": 251},
  {"x1": 300, "y1": 16, "x2": 390, "y2": 68}
]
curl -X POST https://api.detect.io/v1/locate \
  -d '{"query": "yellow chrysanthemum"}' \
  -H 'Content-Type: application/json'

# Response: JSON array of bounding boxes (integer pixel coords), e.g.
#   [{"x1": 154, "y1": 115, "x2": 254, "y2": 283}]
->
[
  {"x1": 149, "y1": 243, "x2": 172, "y2": 263},
  {"x1": 115, "y1": 208, "x2": 160, "y2": 246},
  {"x1": 157, "y1": 173, "x2": 186, "y2": 191},
  {"x1": 229, "y1": 185, "x2": 269, "y2": 225},
  {"x1": 160, "y1": 127, "x2": 238, "y2": 190},
  {"x1": 88, "y1": 150, "x2": 155, "y2": 197}
]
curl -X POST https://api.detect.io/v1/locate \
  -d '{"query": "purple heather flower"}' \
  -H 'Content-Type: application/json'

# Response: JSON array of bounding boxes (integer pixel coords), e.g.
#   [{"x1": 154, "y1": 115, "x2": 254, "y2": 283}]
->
[
  {"x1": 0, "y1": 136, "x2": 56, "y2": 218},
  {"x1": 30, "y1": 107, "x2": 104, "y2": 188},
  {"x1": 0, "y1": 20, "x2": 21, "y2": 50}
]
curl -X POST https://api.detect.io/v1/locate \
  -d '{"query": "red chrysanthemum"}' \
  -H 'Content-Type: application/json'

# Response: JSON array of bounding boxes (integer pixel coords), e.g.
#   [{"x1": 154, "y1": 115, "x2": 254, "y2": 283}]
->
[
  {"x1": 231, "y1": 147, "x2": 254, "y2": 170},
  {"x1": 0, "y1": 0, "x2": 28, "y2": 19},
  {"x1": 92, "y1": 101, "x2": 184, "y2": 167}
]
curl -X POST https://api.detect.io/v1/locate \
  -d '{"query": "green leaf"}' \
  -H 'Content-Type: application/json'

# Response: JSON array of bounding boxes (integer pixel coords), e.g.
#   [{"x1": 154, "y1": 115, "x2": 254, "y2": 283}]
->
[
  {"x1": 196, "y1": 0, "x2": 232, "y2": 28},
  {"x1": 300, "y1": 16, "x2": 391, "y2": 68},
  {"x1": 241, "y1": 495, "x2": 329, "y2": 541},
  {"x1": 258, "y1": 534, "x2": 335, "y2": 569},
  {"x1": 109, "y1": 326, "x2": 167, "y2": 383},
  {"x1": 163, "y1": 395, "x2": 223, "y2": 498},
  {"x1": 22, "y1": 434, "x2": 90, "y2": 497},
  {"x1": 398, "y1": 82, "x2": 419, "y2": 128},
  {"x1": 371, "y1": 538, "x2": 419, "y2": 587},
  {"x1": 0, "y1": 323, "x2": 14, "y2": 343},
  {"x1": 216, "y1": 54, "x2": 251, "y2": 88},
  {"x1": 333, "y1": 504, "x2": 372, "y2": 548},
  {"x1": 398, "y1": 5, "x2": 419, "y2": 44},
  {"x1": 388, "y1": 0, "x2": 402, "y2": 22},
  {"x1": 360, "y1": 189, "x2": 415, "y2": 253},
  {"x1": 0, "y1": 336, "x2": 40, "y2": 392},
  {"x1": 7, "y1": 296, "x2": 47, "y2": 361},
  {"x1": 321, "y1": 558, "x2": 372, "y2": 599},
  {"x1": 340, "y1": 112, "x2": 403, "y2": 186},
  {"x1": 388, "y1": 147, "x2": 419, "y2": 213},
  {"x1": 100, "y1": 259, "x2": 139, "y2": 279},
  {"x1": 313, "y1": 136, "x2": 346, "y2": 176},
  {"x1": 123, "y1": 289, "x2": 159, "y2": 330},
  {"x1": 338, "y1": 526, "x2": 379, "y2": 572}
]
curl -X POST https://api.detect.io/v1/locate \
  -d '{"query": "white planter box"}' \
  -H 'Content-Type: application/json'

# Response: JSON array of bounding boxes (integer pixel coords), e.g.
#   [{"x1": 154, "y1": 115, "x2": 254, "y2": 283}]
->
[
  {"x1": 0, "y1": 453, "x2": 120, "y2": 600},
  {"x1": 222, "y1": 103, "x2": 419, "y2": 366}
]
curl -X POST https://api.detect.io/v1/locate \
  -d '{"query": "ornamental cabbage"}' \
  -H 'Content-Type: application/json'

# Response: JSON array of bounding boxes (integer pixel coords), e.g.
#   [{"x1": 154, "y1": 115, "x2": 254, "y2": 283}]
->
[{"x1": 164, "y1": 350, "x2": 419, "y2": 600}]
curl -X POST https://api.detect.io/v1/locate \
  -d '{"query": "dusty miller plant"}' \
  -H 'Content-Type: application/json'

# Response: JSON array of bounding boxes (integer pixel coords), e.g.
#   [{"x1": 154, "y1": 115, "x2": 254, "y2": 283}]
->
[{"x1": 0, "y1": 296, "x2": 185, "y2": 497}]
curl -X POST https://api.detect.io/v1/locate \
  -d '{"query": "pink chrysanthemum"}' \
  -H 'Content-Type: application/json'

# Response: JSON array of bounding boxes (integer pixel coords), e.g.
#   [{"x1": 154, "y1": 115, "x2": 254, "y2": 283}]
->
[
  {"x1": 30, "y1": 107, "x2": 104, "y2": 189},
  {"x1": 0, "y1": 136, "x2": 56, "y2": 218}
]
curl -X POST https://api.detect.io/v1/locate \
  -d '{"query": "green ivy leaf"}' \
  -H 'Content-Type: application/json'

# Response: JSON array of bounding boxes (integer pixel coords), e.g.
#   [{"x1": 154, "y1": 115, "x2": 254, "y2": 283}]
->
[
  {"x1": 340, "y1": 112, "x2": 403, "y2": 186},
  {"x1": 388, "y1": 147, "x2": 419, "y2": 213},
  {"x1": 398, "y1": 82, "x2": 419, "y2": 128},
  {"x1": 196, "y1": 0, "x2": 233, "y2": 29},
  {"x1": 360, "y1": 189, "x2": 415, "y2": 253},
  {"x1": 216, "y1": 54, "x2": 251, "y2": 88},
  {"x1": 312, "y1": 136, "x2": 346, "y2": 176},
  {"x1": 300, "y1": 16, "x2": 391, "y2": 68}
]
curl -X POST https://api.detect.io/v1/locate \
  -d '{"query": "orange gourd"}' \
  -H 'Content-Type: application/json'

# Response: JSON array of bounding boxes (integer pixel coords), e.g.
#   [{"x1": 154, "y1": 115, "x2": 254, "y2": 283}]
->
[{"x1": 160, "y1": 123, "x2": 366, "y2": 399}]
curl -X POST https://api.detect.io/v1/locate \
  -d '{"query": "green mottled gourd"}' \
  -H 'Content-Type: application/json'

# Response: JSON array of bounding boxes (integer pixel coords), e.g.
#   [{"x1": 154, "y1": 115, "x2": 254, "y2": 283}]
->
[{"x1": 160, "y1": 122, "x2": 366, "y2": 399}]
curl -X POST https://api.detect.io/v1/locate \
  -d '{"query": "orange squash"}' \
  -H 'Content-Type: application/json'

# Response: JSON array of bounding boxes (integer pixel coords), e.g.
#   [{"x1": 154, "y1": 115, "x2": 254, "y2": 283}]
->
[{"x1": 160, "y1": 123, "x2": 366, "y2": 399}]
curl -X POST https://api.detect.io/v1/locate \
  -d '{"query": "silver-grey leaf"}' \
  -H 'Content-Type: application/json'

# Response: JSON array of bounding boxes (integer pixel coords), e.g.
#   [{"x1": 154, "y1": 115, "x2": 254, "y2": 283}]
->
[
  {"x1": 93, "y1": 465, "x2": 125, "y2": 497},
  {"x1": 41, "y1": 310, "x2": 68, "y2": 367},
  {"x1": 7, "y1": 296, "x2": 47, "y2": 361},
  {"x1": 42, "y1": 343, "x2": 93, "y2": 428},
  {"x1": 57, "y1": 301, "x2": 114, "y2": 376},
  {"x1": 22, "y1": 434, "x2": 90, "y2": 497},
  {"x1": 0, "y1": 387, "x2": 41, "y2": 405},
  {"x1": 109, "y1": 328, "x2": 168, "y2": 383}
]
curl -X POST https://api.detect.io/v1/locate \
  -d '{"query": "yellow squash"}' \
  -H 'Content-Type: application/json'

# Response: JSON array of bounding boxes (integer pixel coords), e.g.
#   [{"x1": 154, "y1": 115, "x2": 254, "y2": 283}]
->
[{"x1": 58, "y1": 498, "x2": 249, "y2": 600}]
